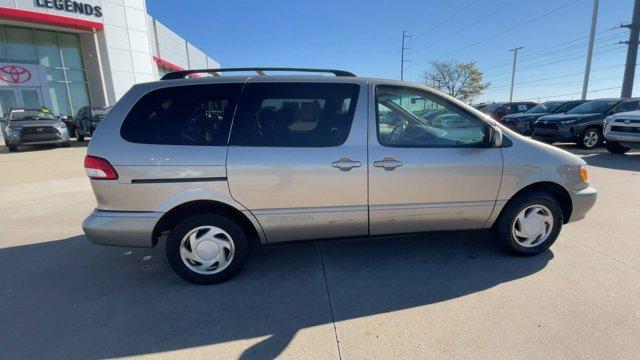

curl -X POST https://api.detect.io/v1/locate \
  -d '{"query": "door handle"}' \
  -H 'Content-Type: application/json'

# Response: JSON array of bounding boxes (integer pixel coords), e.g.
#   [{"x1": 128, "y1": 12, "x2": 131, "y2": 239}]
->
[
  {"x1": 373, "y1": 156, "x2": 403, "y2": 171},
  {"x1": 332, "y1": 157, "x2": 362, "y2": 171}
]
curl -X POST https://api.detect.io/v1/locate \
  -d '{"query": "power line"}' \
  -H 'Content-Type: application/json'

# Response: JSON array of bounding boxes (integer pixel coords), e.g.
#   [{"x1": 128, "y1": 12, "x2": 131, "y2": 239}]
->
[
  {"x1": 412, "y1": 0, "x2": 480, "y2": 41},
  {"x1": 428, "y1": 0, "x2": 584, "y2": 62},
  {"x1": 517, "y1": 86, "x2": 620, "y2": 100},
  {"x1": 413, "y1": 0, "x2": 520, "y2": 55}
]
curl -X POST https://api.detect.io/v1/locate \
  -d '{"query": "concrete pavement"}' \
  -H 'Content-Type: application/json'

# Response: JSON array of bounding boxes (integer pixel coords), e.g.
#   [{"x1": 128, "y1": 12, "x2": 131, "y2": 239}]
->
[{"x1": 0, "y1": 141, "x2": 638, "y2": 359}]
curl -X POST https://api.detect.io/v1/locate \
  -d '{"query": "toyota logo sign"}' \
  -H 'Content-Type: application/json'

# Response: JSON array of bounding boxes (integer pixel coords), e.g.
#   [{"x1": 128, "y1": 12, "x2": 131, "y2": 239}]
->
[{"x1": 0, "y1": 65, "x2": 32, "y2": 84}]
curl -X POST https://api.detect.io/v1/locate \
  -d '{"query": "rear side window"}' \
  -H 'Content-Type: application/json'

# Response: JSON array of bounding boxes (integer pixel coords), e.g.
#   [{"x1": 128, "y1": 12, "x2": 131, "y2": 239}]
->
[
  {"x1": 229, "y1": 83, "x2": 359, "y2": 147},
  {"x1": 121, "y1": 84, "x2": 243, "y2": 146}
]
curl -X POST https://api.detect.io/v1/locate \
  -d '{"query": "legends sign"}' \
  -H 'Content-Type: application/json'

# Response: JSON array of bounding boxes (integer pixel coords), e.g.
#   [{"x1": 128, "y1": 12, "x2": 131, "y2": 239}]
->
[{"x1": 34, "y1": 0, "x2": 103, "y2": 18}]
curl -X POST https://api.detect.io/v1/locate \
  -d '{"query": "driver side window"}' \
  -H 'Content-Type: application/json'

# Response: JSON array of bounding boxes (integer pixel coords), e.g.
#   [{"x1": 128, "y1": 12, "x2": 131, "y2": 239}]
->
[{"x1": 376, "y1": 86, "x2": 488, "y2": 147}]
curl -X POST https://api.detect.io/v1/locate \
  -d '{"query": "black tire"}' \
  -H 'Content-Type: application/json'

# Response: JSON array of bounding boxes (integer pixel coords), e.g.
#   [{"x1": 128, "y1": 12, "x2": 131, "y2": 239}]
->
[
  {"x1": 605, "y1": 141, "x2": 630, "y2": 154},
  {"x1": 166, "y1": 213, "x2": 248, "y2": 284},
  {"x1": 577, "y1": 127, "x2": 602, "y2": 149},
  {"x1": 492, "y1": 192, "x2": 563, "y2": 256},
  {"x1": 7, "y1": 145, "x2": 17, "y2": 152},
  {"x1": 75, "y1": 128, "x2": 85, "y2": 142}
]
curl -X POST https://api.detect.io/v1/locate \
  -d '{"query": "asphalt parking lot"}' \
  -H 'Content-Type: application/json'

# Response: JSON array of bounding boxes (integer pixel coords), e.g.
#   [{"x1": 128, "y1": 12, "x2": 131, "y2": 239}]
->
[{"x1": 0, "y1": 139, "x2": 639, "y2": 359}]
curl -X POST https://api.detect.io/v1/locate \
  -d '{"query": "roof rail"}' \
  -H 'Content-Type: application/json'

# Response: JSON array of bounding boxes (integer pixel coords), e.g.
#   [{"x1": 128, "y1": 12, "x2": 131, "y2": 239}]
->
[{"x1": 160, "y1": 67, "x2": 356, "y2": 80}]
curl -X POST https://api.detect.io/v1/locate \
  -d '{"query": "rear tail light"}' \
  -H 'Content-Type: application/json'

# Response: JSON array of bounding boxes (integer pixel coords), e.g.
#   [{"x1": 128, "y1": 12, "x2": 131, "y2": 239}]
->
[{"x1": 84, "y1": 155, "x2": 118, "y2": 180}]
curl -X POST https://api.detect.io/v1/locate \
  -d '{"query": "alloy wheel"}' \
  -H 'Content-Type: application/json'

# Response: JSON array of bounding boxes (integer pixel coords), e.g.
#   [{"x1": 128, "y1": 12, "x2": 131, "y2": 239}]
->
[{"x1": 583, "y1": 130, "x2": 599, "y2": 148}]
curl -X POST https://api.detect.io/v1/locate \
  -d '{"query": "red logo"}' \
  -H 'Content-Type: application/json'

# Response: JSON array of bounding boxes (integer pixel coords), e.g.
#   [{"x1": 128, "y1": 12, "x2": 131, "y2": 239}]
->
[{"x1": 0, "y1": 65, "x2": 32, "y2": 84}]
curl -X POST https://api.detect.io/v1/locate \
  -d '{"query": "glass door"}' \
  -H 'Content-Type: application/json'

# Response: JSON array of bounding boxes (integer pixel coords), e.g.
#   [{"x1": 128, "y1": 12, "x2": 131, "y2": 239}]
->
[
  {"x1": 0, "y1": 89, "x2": 18, "y2": 116},
  {"x1": 18, "y1": 88, "x2": 43, "y2": 109}
]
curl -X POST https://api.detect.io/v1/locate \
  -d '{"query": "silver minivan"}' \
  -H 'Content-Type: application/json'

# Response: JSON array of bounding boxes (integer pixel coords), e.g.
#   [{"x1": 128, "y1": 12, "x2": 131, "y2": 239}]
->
[{"x1": 82, "y1": 68, "x2": 597, "y2": 284}]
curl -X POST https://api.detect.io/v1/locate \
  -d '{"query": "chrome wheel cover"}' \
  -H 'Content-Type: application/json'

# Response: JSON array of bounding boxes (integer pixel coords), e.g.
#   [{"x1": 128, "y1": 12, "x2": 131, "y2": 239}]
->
[
  {"x1": 511, "y1": 205, "x2": 554, "y2": 248},
  {"x1": 179, "y1": 225, "x2": 235, "y2": 274},
  {"x1": 583, "y1": 130, "x2": 599, "y2": 148}
]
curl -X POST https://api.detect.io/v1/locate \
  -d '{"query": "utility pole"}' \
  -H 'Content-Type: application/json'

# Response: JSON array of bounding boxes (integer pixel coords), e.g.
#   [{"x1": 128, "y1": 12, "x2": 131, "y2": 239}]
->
[
  {"x1": 509, "y1": 47, "x2": 523, "y2": 102},
  {"x1": 400, "y1": 30, "x2": 411, "y2": 80},
  {"x1": 582, "y1": 0, "x2": 600, "y2": 100},
  {"x1": 621, "y1": 0, "x2": 640, "y2": 98}
]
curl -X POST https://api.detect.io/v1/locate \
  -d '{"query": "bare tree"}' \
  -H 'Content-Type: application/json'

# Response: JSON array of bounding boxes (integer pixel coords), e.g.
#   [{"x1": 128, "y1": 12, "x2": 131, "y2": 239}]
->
[{"x1": 424, "y1": 60, "x2": 490, "y2": 103}]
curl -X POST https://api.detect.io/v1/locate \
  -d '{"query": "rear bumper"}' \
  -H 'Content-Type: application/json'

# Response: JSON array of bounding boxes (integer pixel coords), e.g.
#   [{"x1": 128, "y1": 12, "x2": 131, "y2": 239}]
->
[
  {"x1": 568, "y1": 187, "x2": 597, "y2": 223},
  {"x1": 82, "y1": 209, "x2": 162, "y2": 248}
]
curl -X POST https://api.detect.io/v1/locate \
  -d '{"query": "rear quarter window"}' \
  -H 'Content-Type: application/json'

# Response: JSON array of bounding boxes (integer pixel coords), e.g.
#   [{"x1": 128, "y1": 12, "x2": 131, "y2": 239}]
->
[{"x1": 120, "y1": 83, "x2": 243, "y2": 146}]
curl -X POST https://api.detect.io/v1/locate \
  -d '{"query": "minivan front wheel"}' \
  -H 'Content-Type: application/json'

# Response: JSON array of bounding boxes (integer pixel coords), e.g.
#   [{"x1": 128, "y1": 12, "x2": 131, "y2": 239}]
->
[
  {"x1": 493, "y1": 193, "x2": 563, "y2": 255},
  {"x1": 166, "y1": 214, "x2": 248, "y2": 284}
]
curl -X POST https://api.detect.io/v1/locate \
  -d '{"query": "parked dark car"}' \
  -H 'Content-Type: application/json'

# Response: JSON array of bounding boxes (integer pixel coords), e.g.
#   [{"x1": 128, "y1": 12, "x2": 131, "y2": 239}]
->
[
  {"x1": 73, "y1": 106, "x2": 112, "y2": 142},
  {"x1": 501, "y1": 100, "x2": 587, "y2": 135},
  {"x1": 531, "y1": 98, "x2": 640, "y2": 149},
  {"x1": 481, "y1": 101, "x2": 538, "y2": 121}
]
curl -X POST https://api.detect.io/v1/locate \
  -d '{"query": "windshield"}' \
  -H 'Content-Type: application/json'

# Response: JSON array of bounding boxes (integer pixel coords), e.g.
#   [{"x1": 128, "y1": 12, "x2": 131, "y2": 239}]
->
[
  {"x1": 526, "y1": 101, "x2": 563, "y2": 113},
  {"x1": 567, "y1": 100, "x2": 620, "y2": 114},
  {"x1": 9, "y1": 109, "x2": 57, "y2": 121},
  {"x1": 554, "y1": 101, "x2": 583, "y2": 113},
  {"x1": 482, "y1": 103, "x2": 504, "y2": 112},
  {"x1": 93, "y1": 107, "x2": 112, "y2": 116}
]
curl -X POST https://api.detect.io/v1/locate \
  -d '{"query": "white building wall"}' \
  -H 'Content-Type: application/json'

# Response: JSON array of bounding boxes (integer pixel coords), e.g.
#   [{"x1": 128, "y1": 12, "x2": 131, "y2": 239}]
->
[
  {"x1": 100, "y1": 0, "x2": 154, "y2": 101},
  {"x1": 0, "y1": 0, "x2": 218, "y2": 103},
  {"x1": 153, "y1": 19, "x2": 188, "y2": 69}
]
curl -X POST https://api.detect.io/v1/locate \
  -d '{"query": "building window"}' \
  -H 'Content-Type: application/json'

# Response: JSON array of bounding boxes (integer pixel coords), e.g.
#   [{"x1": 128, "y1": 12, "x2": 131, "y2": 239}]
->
[{"x1": 0, "y1": 25, "x2": 91, "y2": 117}]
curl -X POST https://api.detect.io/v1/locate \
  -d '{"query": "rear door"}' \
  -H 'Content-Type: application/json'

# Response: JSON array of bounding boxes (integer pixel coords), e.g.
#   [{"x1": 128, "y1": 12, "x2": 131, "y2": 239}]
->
[
  {"x1": 368, "y1": 84, "x2": 503, "y2": 235},
  {"x1": 226, "y1": 79, "x2": 368, "y2": 243}
]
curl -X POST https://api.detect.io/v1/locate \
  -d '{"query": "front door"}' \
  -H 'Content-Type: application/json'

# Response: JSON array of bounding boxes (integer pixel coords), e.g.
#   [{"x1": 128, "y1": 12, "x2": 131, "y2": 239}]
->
[
  {"x1": 368, "y1": 84, "x2": 503, "y2": 235},
  {"x1": 227, "y1": 81, "x2": 368, "y2": 243}
]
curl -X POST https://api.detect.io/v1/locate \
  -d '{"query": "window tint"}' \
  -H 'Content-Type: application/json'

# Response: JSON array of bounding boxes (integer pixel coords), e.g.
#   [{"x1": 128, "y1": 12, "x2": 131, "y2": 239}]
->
[
  {"x1": 613, "y1": 100, "x2": 640, "y2": 113},
  {"x1": 229, "y1": 83, "x2": 359, "y2": 147},
  {"x1": 121, "y1": 84, "x2": 242, "y2": 146},
  {"x1": 376, "y1": 86, "x2": 487, "y2": 147}
]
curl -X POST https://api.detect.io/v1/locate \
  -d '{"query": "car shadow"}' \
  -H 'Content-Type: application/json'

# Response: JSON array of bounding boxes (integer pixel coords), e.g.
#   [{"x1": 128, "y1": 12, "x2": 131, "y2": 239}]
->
[
  {"x1": 0, "y1": 231, "x2": 552, "y2": 359},
  {"x1": 0, "y1": 139, "x2": 88, "y2": 155},
  {"x1": 554, "y1": 144, "x2": 640, "y2": 171}
]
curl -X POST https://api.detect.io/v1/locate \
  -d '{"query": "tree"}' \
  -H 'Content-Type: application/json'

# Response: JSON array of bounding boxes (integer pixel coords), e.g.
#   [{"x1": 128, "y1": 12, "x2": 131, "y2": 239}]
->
[{"x1": 424, "y1": 60, "x2": 490, "y2": 103}]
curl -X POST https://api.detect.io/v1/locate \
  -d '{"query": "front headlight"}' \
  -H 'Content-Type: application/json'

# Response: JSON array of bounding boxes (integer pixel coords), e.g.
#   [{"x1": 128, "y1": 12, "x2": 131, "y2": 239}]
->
[
  {"x1": 55, "y1": 123, "x2": 67, "y2": 132},
  {"x1": 604, "y1": 116, "x2": 613, "y2": 126},
  {"x1": 561, "y1": 119, "x2": 577, "y2": 125},
  {"x1": 8, "y1": 125, "x2": 22, "y2": 133}
]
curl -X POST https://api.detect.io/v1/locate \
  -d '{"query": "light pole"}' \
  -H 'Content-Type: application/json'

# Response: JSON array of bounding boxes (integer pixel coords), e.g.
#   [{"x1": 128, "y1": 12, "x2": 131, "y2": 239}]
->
[
  {"x1": 621, "y1": 0, "x2": 640, "y2": 98},
  {"x1": 509, "y1": 47, "x2": 523, "y2": 102},
  {"x1": 582, "y1": 0, "x2": 600, "y2": 100}
]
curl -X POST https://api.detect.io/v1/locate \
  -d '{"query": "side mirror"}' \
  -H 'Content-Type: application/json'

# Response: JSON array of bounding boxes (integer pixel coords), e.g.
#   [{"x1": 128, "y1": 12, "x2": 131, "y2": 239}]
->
[{"x1": 490, "y1": 127, "x2": 503, "y2": 147}]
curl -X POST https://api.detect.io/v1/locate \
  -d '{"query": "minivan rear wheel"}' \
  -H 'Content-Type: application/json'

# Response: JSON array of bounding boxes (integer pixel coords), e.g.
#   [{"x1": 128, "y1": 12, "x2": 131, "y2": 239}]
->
[
  {"x1": 166, "y1": 214, "x2": 248, "y2": 284},
  {"x1": 492, "y1": 192, "x2": 563, "y2": 255}
]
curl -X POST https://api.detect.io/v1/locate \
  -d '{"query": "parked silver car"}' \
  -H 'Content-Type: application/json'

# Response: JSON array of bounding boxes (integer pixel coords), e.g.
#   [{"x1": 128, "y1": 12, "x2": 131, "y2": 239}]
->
[
  {"x1": 603, "y1": 110, "x2": 640, "y2": 153},
  {"x1": 1, "y1": 108, "x2": 70, "y2": 152},
  {"x1": 82, "y1": 68, "x2": 597, "y2": 284}
]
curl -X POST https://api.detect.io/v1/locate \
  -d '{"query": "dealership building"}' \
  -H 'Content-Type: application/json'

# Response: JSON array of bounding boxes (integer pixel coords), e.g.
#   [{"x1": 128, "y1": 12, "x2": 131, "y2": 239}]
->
[{"x1": 0, "y1": 0, "x2": 219, "y2": 117}]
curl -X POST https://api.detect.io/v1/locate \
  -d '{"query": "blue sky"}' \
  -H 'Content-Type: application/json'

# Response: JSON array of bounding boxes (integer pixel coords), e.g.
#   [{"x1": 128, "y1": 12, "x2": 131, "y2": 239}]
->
[{"x1": 147, "y1": 0, "x2": 637, "y2": 103}]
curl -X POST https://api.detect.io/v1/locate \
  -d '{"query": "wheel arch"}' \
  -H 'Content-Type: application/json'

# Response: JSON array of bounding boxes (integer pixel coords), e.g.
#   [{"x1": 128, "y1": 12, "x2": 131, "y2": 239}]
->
[
  {"x1": 152, "y1": 200, "x2": 265, "y2": 246},
  {"x1": 494, "y1": 181, "x2": 573, "y2": 226}
]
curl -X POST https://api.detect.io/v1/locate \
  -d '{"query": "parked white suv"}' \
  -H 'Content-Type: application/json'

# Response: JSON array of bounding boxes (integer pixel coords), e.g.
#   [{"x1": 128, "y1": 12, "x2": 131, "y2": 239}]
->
[
  {"x1": 604, "y1": 110, "x2": 640, "y2": 153},
  {"x1": 82, "y1": 68, "x2": 597, "y2": 284}
]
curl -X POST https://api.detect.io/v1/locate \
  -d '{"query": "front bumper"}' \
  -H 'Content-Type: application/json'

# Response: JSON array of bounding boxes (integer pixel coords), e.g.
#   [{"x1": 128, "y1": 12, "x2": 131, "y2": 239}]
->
[
  {"x1": 5, "y1": 128, "x2": 70, "y2": 146},
  {"x1": 531, "y1": 123, "x2": 578, "y2": 142},
  {"x1": 604, "y1": 128, "x2": 640, "y2": 146},
  {"x1": 83, "y1": 209, "x2": 163, "y2": 248},
  {"x1": 568, "y1": 187, "x2": 597, "y2": 223}
]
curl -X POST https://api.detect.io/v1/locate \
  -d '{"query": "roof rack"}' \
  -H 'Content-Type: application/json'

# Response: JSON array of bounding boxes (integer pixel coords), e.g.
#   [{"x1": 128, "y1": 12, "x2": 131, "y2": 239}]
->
[{"x1": 160, "y1": 67, "x2": 356, "y2": 80}]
